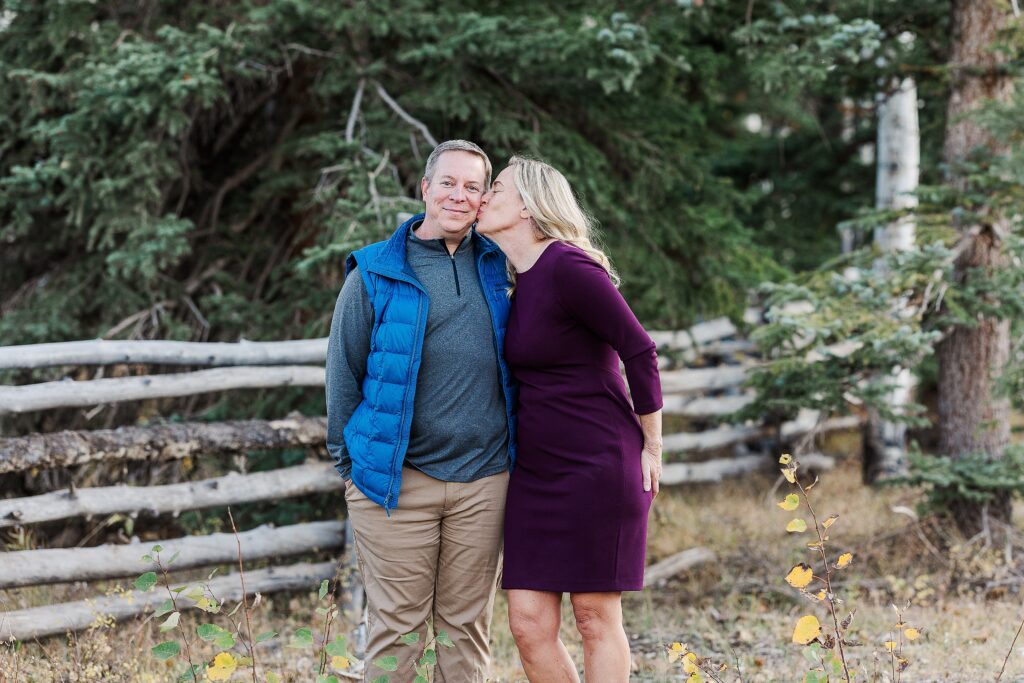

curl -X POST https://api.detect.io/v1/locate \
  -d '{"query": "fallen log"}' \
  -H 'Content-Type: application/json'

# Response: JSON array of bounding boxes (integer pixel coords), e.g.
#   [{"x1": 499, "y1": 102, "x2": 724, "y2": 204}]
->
[
  {"x1": 648, "y1": 317, "x2": 737, "y2": 351},
  {"x1": 661, "y1": 393, "x2": 754, "y2": 418},
  {"x1": 661, "y1": 453, "x2": 836, "y2": 485},
  {"x1": 0, "y1": 560, "x2": 336, "y2": 641},
  {"x1": 0, "y1": 415, "x2": 328, "y2": 474},
  {"x1": 659, "y1": 366, "x2": 749, "y2": 394},
  {"x1": 644, "y1": 548, "x2": 717, "y2": 586},
  {"x1": 663, "y1": 413, "x2": 862, "y2": 455},
  {"x1": 0, "y1": 462, "x2": 343, "y2": 527},
  {"x1": 0, "y1": 520, "x2": 344, "y2": 589},
  {"x1": 0, "y1": 338, "x2": 328, "y2": 370},
  {"x1": 0, "y1": 365, "x2": 325, "y2": 414}
]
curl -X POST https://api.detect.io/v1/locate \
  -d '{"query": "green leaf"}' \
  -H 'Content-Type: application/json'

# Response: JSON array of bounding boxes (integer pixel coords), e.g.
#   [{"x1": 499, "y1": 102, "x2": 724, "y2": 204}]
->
[
  {"x1": 151, "y1": 640, "x2": 180, "y2": 660},
  {"x1": 319, "y1": 579, "x2": 330, "y2": 600},
  {"x1": 414, "y1": 676, "x2": 428, "y2": 683},
  {"x1": 399, "y1": 632, "x2": 420, "y2": 645},
  {"x1": 215, "y1": 632, "x2": 236, "y2": 649},
  {"x1": 316, "y1": 676, "x2": 339, "y2": 683},
  {"x1": 153, "y1": 599, "x2": 174, "y2": 618},
  {"x1": 151, "y1": 544, "x2": 163, "y2": 553},
  {"x1": 134, "y1": 572, "x2": 158, "y2": 592},
  {"x1": 177, "y1": 664, "x2": 205, "y2": 682},
  {"x1": 419, "y1": 648, "x2": 437, "y2": 667},
  {"x1": 436, "y1": 630, "x2": 454, "y2": 648},
  {"x1": 159, "y1": 611, "x2": 180, "y2": 632},
  {"x1": 804, "y1": 672, "x2": 828, "y2": 683},
  {"x1": 287, "y1": 627, "x2": 314, "y2": 650},
  {"x1": 141, "y1": 554, "x2": 153, "y2": 563},
  {"x1": 196, "y1": 623, "x2": 224, "y2": 641},
  {"x1": 371, "y1": 677, "x2": 390, "y2": 683},
  {"x1": 256, "y1": 630, "x2": 278, "y2": 643},
  {"x1": 168, "y1": 550, "x2": 181, "y2": 565},
  {"x1": 325, "y1": 635, "x2": 348, "y2": 656},
  {"x1": 266, "y1": 673, "x2": 281, "y2": 683},
  {"x1": 375, "y1": 656, "x2": 399, "y2": 672}
]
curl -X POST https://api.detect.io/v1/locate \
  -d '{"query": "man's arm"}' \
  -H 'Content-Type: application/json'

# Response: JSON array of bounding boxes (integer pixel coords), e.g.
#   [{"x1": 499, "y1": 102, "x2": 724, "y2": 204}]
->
[{"x1": 325, "y1": 266, "x2": 373, "y2": 480}]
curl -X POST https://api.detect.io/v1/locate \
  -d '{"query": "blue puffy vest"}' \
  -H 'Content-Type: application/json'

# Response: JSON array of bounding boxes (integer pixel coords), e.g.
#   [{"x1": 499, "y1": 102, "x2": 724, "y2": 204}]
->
[{"x1": 342, "y1": 214, "x2": 518, "y2": 511}]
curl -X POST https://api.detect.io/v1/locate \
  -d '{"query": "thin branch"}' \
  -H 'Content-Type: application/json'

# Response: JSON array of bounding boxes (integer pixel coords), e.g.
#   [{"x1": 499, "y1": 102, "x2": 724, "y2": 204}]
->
[
  {"x1": 346, "y1": 79, "x2": 366, "y2": 143},
  {"x1": 227, "y1": 508, "x2": 258, "y2": 683},
  {"x1": 372, "y1": 80, "x2": 438, "y2": 147}
]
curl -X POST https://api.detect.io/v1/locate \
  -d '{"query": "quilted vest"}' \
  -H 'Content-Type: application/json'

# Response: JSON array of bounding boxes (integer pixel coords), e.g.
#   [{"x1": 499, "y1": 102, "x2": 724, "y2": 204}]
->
[{"x1": 342, "y1": 214, "x2": 518, "y2": 511}]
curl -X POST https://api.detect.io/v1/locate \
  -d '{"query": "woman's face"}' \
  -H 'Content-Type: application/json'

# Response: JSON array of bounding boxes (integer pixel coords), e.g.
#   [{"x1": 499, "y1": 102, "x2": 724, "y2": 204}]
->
[{"x1": 475, "y1": 167, "x2": 526, "y2": 236}]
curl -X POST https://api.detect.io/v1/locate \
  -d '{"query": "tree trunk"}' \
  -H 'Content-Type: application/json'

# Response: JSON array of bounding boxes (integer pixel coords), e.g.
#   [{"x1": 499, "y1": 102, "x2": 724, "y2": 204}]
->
[
  {"x1": 937, "y1": 0, "x2": 1014, "y2": 534},
  {"x1": 865, "y1": 77, "x2": 920, "y2": 483}
]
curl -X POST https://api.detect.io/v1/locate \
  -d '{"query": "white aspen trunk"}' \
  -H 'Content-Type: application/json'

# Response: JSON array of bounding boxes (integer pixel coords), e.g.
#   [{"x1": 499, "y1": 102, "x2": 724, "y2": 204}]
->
[{"x1": 866, "y1": 77, "x2": 920, "y2": 482}]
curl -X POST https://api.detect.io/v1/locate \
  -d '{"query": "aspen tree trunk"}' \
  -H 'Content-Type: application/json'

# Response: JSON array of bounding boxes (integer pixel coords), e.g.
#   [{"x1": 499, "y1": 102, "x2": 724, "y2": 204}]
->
[
  {"x1": 937, "y1": 0, "x2": 1014, "y2": 534},
  {"x1": 865, "y1": 78, "x2": 920, "y2": 483}
]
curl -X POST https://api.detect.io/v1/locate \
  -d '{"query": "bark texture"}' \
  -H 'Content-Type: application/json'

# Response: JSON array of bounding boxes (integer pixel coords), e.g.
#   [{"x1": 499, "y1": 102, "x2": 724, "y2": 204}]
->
[{"x1": 937, "y1": 0, "x2": 1014, "y2": 532}]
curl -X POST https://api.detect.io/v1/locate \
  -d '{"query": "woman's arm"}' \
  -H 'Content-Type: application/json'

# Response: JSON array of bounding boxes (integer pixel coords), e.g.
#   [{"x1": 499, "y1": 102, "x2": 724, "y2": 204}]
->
[{"x1": 639, "y1": 410, "x2": 663, "y2": 496}]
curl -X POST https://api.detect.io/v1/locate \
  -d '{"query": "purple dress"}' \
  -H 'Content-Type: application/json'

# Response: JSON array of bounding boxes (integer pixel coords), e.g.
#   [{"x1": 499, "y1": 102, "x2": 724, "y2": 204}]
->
[{"x1": 502, "y1": 241, "x2": 663, "y2": 592}]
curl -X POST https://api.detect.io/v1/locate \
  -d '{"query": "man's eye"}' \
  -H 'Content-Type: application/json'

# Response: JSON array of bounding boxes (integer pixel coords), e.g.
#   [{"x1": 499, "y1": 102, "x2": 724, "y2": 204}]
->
[
  {"x1": 468, "y1": 187, "x2": 481, "y2": 193},
  {"x1": 441, "y1": 180, "x2": 454, "y2": 186}
]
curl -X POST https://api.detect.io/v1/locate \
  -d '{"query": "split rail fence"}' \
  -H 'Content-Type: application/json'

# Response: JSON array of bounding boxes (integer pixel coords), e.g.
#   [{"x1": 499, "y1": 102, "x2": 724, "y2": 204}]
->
[{"x1": 0, "y1": 312, "x2": 860, "y2": 641}]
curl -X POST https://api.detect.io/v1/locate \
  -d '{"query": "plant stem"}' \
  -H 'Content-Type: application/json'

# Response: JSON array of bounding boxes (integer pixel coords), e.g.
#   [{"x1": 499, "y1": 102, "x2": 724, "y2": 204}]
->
[
  {"x1": 158, "y1": 554, "x2": 198, "y2": 683},
  {"x1": 227, "y1": 508, "x2": 258, "y2": 683},
  {"x1": 995, "y1": 607, "x2": 1024, "y2": 682},
  {"x1": 796, "y1": 478, "x2": 850, "y2": 683}
]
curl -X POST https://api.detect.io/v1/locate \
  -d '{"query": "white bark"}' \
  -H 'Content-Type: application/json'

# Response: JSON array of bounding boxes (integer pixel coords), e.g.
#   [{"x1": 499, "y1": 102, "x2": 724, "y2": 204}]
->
[
  {"x1": 867, "y1": 77, "x2": 920, "y2": 481},
  {"x1": 0, "y1": 338, "x2": 328, "y2": 370},
  {"x1": 0, "y1": 462, "x2": 343, "y2": 528},
  {"x1": 663, "y1": 412, "x2": 861, "y2": 455},
  {"x1": 0, "y1": 561, "x2": 337, "y2": 641},
  {"x1": 0, "y1": 365, "x2": 324, "y2": 414},
  {"x1": 643, "y1": 548, "x2": 717, "y2": 586},
  {"x1": 661, "y1": 393, "x2": 754, "y2": 418},
  {"x1": 0, "y1": 520, "x2": 344, "y2": 589},
  {"x1": 659, "y1": 366, "x2": 750, "y2": 394}
]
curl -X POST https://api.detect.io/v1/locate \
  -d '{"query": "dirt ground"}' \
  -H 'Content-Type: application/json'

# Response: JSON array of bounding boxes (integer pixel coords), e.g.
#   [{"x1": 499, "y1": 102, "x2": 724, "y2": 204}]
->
[{"x1": 4, "y1": 455, "x2": 1024, "y2": 682}]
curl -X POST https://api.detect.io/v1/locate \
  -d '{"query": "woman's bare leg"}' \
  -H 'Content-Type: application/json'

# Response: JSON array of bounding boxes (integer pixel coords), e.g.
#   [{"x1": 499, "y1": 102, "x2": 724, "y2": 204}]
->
[
  {"x1": 507, "y1": 589, "x2": 580, "y2": 682},
  {"x1": 569, "y1": 592, "x2": 630, "y2": 682}
]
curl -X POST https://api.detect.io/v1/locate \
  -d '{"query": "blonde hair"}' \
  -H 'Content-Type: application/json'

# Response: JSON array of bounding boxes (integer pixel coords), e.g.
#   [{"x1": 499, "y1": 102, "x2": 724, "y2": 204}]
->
[{"x1": 505, "y1": 155, "x2": 618, "y2": 295}]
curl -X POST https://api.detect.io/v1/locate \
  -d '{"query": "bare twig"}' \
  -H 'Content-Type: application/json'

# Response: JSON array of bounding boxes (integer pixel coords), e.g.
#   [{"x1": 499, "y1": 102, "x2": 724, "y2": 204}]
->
[
  {"x1": 372, "y1": 80, "x2": 438, "y2": 147},
  {"x1": 227, "y1": 508, "x2": 258, "y2": 683},
  {"x1": 346, "y1": 79, "x2": 366, "y2": 143},
  {"x1": 156, "y1": 551, "x2": 198, "y2": 683},
  {"x1": 995, "y1": 610, "x2": 1024, "y2": 682}
]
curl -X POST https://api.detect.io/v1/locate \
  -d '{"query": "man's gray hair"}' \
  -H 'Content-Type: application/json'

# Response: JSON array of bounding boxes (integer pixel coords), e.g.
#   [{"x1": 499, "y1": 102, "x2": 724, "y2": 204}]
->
[{"x1": 422, "y1": 140, "x2": 492, "y2": 189}]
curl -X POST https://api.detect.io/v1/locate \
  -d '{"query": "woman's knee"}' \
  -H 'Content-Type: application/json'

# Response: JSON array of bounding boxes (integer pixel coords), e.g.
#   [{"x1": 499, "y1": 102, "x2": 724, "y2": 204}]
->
[
  {"x1": 507, "y1": 593, "x2": 560, "y2": 648},
  {"x1": 570, "y1": 594, "x2": 622, "y2": 642}
]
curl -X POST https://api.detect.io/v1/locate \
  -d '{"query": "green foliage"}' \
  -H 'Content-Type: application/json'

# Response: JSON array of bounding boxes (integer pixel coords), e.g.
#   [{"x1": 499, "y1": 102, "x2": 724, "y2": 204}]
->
[{"x1": 894, "y1": 447, "x2": 1024, "y2": 512}]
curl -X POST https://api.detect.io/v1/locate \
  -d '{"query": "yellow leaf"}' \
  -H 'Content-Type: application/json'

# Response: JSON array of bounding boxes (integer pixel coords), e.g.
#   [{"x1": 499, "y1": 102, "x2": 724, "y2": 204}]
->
[
  {"x1": 782, "y1": 468, "x2": 797, "y2": 484},
  {"x1": 806, "y1": 541, "x2": 823, "y2": 549},
  {"x1": 883, "y1": 640, "x2": 897, "y2": 652},
  {"x1": 671, "y1": 642, "x2": 685, "y2": 652},
  {"x1": 792, "y1": 615, "x2": 821, "y2": 645},
  {"x1": 785, "y1": 563, "x2": 814, "y2": 589},
  {"x1": 786, "y1": 519, "x2": 807, "y2": 533},
  {"x1": 822, "y1": 515, "x2": 839, "y2": 529},
  {"x1": 779, "y1": 454, "x2": 793, "y2": 465},
  {"x1": 206, "y1": 652, "x2": 238, "y2": 681},
  {"x1": 682, "y1": 652, "x2": 698, "y2": 674},
  {"x1": 778, "y1": 494, "x2": 800, "y2": 511},
  {"x1": 331, "y1": 656, "x2": 350, "y2": 670},
  {"x1": 837, "y1": 553, "x2": 853, "y2": 568},
  {"x1": 904, "y1": 628, "x2": 920, "y2": 641},
  {"x1": 816, "y1": 590, "x2": 827, "y2": 601}
]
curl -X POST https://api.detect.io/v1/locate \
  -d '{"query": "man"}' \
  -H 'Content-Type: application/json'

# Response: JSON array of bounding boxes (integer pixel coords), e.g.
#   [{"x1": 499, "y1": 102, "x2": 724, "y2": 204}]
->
[{"x1": 326, "y1": 140, "x2": 516, "y2": 682}]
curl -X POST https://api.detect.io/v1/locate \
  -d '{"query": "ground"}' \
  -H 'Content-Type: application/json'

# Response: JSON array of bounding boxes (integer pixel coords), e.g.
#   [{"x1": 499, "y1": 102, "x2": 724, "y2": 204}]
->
[{"x1": 4, "y1": 454, "x2": 1024, "y2": 682}]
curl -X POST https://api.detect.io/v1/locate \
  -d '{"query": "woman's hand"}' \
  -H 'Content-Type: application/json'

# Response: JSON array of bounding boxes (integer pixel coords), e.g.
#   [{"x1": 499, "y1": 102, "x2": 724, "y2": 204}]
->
[{"x1": 641, "y1": 442, "x2": 663, "y2": 497}]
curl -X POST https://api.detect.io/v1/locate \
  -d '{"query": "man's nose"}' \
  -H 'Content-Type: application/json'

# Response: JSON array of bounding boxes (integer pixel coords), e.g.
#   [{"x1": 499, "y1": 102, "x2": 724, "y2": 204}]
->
[{"x1": 449, "y1": 185, "x2": 467, "y2": 201}]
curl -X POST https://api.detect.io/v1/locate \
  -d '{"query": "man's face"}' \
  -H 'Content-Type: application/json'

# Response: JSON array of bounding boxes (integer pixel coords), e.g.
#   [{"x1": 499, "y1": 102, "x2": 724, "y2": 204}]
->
[{"x1": 420, "y1": 151, "x2": 488, "y2": 238}]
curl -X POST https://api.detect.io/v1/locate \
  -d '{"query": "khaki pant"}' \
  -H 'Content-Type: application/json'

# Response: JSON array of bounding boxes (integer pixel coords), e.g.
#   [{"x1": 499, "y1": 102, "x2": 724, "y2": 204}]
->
[{"x1": 345, "y1": 467, "x2": 509, "y2": 683}]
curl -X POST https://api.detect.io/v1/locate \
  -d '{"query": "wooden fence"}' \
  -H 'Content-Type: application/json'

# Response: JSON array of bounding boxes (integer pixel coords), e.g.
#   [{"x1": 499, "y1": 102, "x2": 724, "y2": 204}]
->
[{"x1": 0, "y1": 314, "x2": 860, "y2": 641}]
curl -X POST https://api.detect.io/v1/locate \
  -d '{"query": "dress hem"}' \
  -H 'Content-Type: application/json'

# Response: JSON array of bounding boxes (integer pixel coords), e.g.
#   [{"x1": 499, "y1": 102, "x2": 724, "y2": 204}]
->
[{"x1": 501, "y1": 579, "x2": 645, "y2": 593}]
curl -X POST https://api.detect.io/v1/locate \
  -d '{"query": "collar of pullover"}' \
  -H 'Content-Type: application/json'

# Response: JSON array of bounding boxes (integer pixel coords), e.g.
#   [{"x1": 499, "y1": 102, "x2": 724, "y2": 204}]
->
[{"x1": 409, "y1": 223, "x2": 472, "y2": 257}]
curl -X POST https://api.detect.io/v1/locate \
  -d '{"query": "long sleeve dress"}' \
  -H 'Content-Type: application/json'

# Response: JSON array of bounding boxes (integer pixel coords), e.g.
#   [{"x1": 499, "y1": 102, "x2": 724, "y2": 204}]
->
[{"x1": 501, "y1": 240, "x2": 662, "y2": 592}]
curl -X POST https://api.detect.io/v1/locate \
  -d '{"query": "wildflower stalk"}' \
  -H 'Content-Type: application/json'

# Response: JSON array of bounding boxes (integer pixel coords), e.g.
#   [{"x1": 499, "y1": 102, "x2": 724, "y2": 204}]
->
[
  {"x1": 995, "y1": 610, "x2": 1024, "y2": 683},
  {"x1": 156, "y1": 551, "x2": 198, "y2": 683},
  {"x1": 794, "y1": 477, "x2": 850, "y2": 682},
  {"x1": 227, "y1": 508, "x2": 258, "y2": 683}
]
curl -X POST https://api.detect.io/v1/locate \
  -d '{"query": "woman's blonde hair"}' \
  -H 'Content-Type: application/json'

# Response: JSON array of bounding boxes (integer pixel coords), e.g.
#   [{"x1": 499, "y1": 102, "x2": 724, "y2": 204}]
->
[{"x1": 505, "y1": 155, "x2": 618, "y2": 295}]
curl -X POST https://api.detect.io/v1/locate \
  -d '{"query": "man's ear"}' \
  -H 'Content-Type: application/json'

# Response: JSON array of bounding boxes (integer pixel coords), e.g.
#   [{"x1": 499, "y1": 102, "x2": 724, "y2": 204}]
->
[{"x1": 421, "y1": 176, "x2": 429, "y2": 198}]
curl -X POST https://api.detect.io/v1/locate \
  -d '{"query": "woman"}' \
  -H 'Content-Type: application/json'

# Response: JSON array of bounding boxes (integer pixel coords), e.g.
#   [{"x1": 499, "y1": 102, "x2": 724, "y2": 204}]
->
[{"x1": 475, "y1": 156, "x2": 664, "y2": 682}]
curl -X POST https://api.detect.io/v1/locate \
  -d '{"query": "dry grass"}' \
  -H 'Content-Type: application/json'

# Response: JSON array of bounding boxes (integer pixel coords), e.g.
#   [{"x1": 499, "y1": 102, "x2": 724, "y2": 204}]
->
[{"x1": 6, "y1": 456, "x2": 1024, "y2": 682}]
